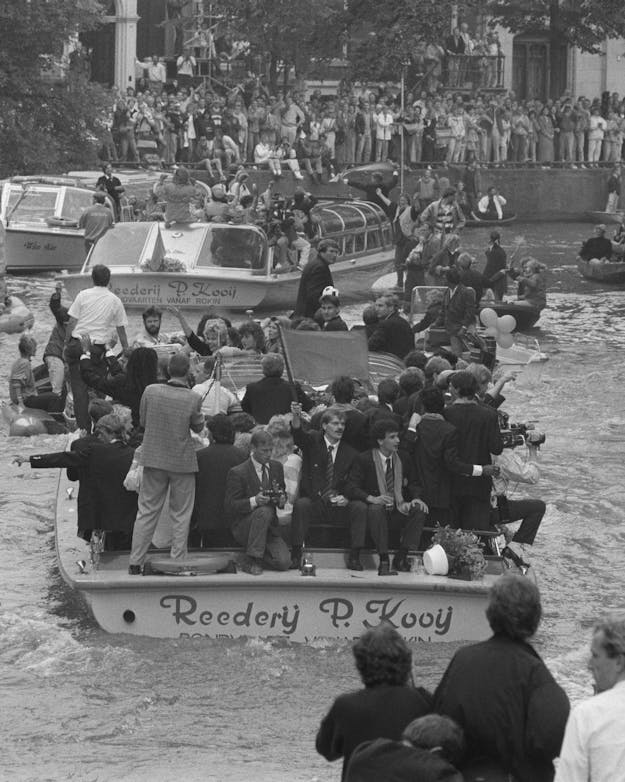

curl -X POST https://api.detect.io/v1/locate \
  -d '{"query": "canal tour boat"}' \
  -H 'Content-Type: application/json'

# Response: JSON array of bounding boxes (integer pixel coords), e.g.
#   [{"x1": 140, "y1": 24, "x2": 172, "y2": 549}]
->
[
  {"x1": 55, "y1": 466, "x2": 511, "y2": 642},
  {"x1": 59, "y1": 200, "x2": 395, "y2": 311}
]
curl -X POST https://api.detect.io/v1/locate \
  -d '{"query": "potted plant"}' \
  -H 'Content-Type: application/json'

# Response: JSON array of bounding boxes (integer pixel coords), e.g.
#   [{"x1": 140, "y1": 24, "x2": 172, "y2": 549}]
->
[{"x1": 430, "y1": 525, "x2": 487, "y2": 581}]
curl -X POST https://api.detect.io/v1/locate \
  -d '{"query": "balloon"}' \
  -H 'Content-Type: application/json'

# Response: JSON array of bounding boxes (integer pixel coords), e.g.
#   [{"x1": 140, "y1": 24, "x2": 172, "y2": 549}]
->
[
  {"x1": 484, "y1": 326, "x2": 499, "y2": 337},
  {"x1": 497, "y1": 314, "x2": 517, "y2": 334},
  {"x1": 480, "y1": 308, "x2": 498, "y2": 327},
  {"x1": 496, "y1": 332, "x2": 514, "y2": 349}
]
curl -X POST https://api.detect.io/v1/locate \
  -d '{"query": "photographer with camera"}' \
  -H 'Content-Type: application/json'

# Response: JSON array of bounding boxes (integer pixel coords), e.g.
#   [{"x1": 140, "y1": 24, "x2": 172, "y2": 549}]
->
[
  {"x1": 224, "y1": 430, "x2": 291, "y2": 575},
  {"x1": 491, "y1": 413, "x2": 546, "y2": 572}
]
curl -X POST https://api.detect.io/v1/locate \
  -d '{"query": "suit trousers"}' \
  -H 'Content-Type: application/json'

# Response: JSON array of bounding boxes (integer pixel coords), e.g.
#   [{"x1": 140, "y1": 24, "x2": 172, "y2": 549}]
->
[
  {"x1": 129, "y1": 467, "x2": 196, "y2": 565},
  {"x1": 231, "y1": 505, "x2": 290, "y2": 570},
  {"x1": 501, "y1": 498, "x2": 545, "y2": 546},
  {"x1": 351, "y1": 502, "x2": 425, "y2": 554},
  {"x1": 291, "y1": 497, "x2": 366, "y2": 549}
]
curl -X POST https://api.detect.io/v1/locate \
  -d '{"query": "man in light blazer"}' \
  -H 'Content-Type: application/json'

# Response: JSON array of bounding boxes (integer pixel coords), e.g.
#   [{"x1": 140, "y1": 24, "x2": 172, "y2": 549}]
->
[{"x1": 224, "y1": 429, "x2": 291, "y2": 575}]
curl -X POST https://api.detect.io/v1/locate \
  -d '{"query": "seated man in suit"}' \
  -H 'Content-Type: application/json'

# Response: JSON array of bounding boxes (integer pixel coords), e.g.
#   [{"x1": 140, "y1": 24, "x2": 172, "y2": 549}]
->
[
  {"x1": 290, "y1": 403, "x2": 363, "y2": 571},
  {"x1": 241, "y1": 353, "x2": 313, "y2": 424},
  {"x1": 367, "y1": 292, "x2": 414, "y2": 360},
  {"x1": 191, "y1": 414, "x2": 247, "y2": 548},
  {"x1": 346, "y1": 419, "x2": 428, "y2": 575},
  {"x1": 224, "y1": 429, "x2": 291, "y2": 575}
]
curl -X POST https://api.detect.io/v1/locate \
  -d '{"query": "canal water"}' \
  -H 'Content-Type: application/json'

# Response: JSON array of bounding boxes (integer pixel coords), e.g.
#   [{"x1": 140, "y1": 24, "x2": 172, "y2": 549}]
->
[{"x1": 1, "y1": 221, "x2": 624, "y2": 781}]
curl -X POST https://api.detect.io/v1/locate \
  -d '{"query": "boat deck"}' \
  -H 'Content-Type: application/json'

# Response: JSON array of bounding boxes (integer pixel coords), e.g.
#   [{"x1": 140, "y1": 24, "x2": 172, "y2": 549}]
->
[{"x1": 56, "y1": 466, "x2": 508, "y2": 641}]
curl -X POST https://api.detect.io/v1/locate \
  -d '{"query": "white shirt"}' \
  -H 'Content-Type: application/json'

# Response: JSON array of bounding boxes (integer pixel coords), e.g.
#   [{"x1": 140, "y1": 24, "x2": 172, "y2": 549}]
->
[
  {"x1": 324, "y1": 436, "x2": 338, "y2": 463},
  {"x1": 554, "y1": 680, "x2": 625, "y2": 782},
  {"x1": 192, "y1": 380, "x2": 241, "y2": 417},
  {"x1": 68, "y1": 286, "x2": 128, "y2": 344},
  {"x1": 478, "y1": 193, "x2": 507, "y2": 220},
  {"x1": 176, "y1": 55, "x2": 196, "y2": 76}
]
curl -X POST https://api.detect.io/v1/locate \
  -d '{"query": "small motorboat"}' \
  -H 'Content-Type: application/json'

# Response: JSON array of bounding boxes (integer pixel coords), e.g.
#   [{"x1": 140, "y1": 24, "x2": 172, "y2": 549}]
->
[
  {"x1": 577, "y1": 256, "x2": 625, "y2": 284},
  {"x1": 585, "y1": 210, "x2": 625, "y2": 225},
  {"x1": 465, "y1": 212, "x2": 517, "y2": 228}
]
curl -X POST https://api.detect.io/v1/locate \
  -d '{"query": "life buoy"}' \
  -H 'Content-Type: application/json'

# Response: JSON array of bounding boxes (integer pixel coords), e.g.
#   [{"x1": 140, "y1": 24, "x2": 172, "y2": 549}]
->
[{"x1": 0, "y1": 296, "x2": 35, "y2": 334}]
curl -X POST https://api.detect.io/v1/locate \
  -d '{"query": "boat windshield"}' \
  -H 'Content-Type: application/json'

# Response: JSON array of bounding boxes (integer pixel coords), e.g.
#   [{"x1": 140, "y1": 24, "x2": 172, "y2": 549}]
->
[
  {"x1": 61, "y1": 188, "x2": 95, "y2": 220},
  {"x1": 88, "y1": 223, "x2": 153, "y2": 268},
  {"x1": 4, "y1": 186, "x2": 59, "y2": 224},
  {"x1": 195, "y1": 225, "x2": 267, "y2": 270}
]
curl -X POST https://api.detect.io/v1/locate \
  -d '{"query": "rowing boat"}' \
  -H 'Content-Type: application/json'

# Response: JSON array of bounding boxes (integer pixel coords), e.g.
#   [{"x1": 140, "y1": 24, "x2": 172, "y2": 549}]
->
[
  {"x1": 465, "y1": 213, "x2": 517, "y2": 228},
  {"x1": 585, "y1": 210, "x2": 624, "y2": 225},
  {"x1": 577, "y1": 256, "x2": 625, "y2": 284}
]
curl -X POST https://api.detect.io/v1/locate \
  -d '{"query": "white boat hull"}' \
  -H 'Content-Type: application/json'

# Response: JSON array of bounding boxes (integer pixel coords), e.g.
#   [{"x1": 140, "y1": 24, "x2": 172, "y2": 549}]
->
[
  {"x1": 56, "y1": 463, "x2": 498, "y2": 642},
  {"x1": 61, "y1": 250, "x2": 394, "y2": 311},
  {"x1": 6, "y1": 226, "x2": 85, "y2": 272}
]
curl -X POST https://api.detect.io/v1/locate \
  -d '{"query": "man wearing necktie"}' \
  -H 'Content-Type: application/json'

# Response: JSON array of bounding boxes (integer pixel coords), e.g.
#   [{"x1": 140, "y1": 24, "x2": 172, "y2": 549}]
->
[
  {"x1": 346, "y1": 419, "x2": 428, "y2": 575},
  {"x1": 290, "y1": 403, "x2": 363, "y2": 571},
  {"x1": 224, "y1": 430, "x2": 290, "y2": 575},
  {"x1": 442, "y1": 267, "x2": 476, "y2": 357}
]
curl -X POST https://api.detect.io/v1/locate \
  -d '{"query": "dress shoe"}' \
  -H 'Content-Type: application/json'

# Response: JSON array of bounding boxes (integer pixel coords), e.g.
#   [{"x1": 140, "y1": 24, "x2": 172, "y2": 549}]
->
[
  {"x1": 378, "y1": 560, "x2": 398, "y2": 576},
  {"x1": 241, "y1": 556, "x2": 263, "y2": 576},
  {"x1": 347, "y1": 555, "x2": 364, "y2": 571},
  {"x1": 216, "y1": 560, "x2": 237, "y2": 574},
  {"x1": 502, "y1": 546, "x2": 530, "y2": 575},
  {"x1": 391, "y1": 554, "x2": 412, "y2": 573},
  {"x1": 128, "y1": 564, "x2": 142, "y2": 576}
]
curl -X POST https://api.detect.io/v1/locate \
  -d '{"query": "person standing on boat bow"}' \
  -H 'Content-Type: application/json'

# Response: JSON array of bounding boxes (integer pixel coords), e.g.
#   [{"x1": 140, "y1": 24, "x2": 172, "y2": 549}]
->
[
  {"x1": 293, "y1": 238, "x2": 339, "y2": 320},
  {"x1": 128, "y1": 352, "x2": 205, "y2": 574},
  {"x1": 483, "y1": 230, "x2": 508, "y2": 301},
  {"x1": 78, "y1": 192, "x2": 114, "y2": 255}
]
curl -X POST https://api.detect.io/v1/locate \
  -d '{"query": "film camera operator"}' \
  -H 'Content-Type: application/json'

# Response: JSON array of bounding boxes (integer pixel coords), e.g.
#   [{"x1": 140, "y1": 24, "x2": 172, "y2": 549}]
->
[{"x1": 490, "y1": 412, "x2": 546, "y2": 572}]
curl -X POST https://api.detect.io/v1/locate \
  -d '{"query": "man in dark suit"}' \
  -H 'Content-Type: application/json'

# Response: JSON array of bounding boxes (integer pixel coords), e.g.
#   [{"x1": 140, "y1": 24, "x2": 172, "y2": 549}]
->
[
  {"x1": 405, "y1": 386, "x2": 499, "y2": 527},
  {"x1": 224, "y1": 429, "x2": 291, "y2": 574},
  {"x1": 346, "y1": 419, "x2": 428, "y2": 574},
  {"x1": 444, "y1": 371, "x2": 503, "y2": 530},
  {"x1": 293, "y1": 238, "x2": 339, "y2": 319},
  {"x1": 290, "y1": 403, "x2": 363, "y2": 570},
  {"x1": 241, "y1": 353, "x2": 312, "y2": 424},
  {"x1": 442, "y1": 267, "x2": 476, "y2": 357},
  {"x1": 191, "y1": 415, "x2": 247, "y2": 547},
  {"x1": 364, "y1": 378, "x2": 403, "y2": 439},
  {"x1": 367, "y1": 292, "x2": 414, "y2": 360}
]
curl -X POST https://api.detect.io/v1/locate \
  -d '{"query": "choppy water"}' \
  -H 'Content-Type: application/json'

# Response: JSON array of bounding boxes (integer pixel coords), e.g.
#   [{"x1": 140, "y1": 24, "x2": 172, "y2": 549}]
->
[{"x1": 1, "y1": 221, "x2": 624, "y2": 781}]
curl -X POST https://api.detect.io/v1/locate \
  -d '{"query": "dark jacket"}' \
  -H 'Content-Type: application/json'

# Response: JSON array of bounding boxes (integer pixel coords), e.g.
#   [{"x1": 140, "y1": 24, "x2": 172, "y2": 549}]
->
[
  {"x1": 292, "y1": 427, "x2": 358, "y2": 500},
  {"x1": 322, "y1": 315, "x2": 349, "y2": 332},
  {"x1": 316, "y1": 685, "x2": 432, "y2": 781},
  {"x1": 579, "y1": 236, "x2": 612, "y2": 261},
  {"x1": 309, "y1": 406, "x2": 369, "y2": 453},
  {"x1": 405, "y1": 415, "x2": 474, "y2": 510},
  {"x1": 192, "y1": 443, "x2": 247, "y2": 535},
  {"x1": 368, "y1": 312, "x2": 414, "y2": 360},
  {"x1": 433, "y1": 634, "x2": 570, "y2": 782},
  {"x1": 444, "y1": 401, "x2": 503, "y2": 499},
  {"x1": 294, "y1": 255, "x2": 334, "y2": 318},
  {"x1": 345, "y1": 739, "x2": 462, "y2": 782},
  {"x1": 89, "y1": 441, "x2": 137, "y2": 532},
  {"x1": 346, "y1": 449, "x2": 419, "y2": 504},
  {"x1": 224, "y1": 458, "x2": 285, "y2": 521},
  {"x1": 241, "y1": 375, "x2": 312, "y2": 424},
  {"x1": 443, "y1": 284, "x2": 476, "y2": 336}
]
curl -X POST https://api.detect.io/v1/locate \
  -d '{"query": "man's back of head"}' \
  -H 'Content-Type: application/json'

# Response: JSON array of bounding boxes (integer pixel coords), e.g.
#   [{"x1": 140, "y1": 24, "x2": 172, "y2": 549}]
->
[
  {"x1": 168, "y1": 352, "x2": 190, "y2": 379},
  {"x1": 91, "y1": 264, "x2": 111, "y2": 287},
  {"x1": 261, "y1": 353, "x2": 284, "y2": 378}
]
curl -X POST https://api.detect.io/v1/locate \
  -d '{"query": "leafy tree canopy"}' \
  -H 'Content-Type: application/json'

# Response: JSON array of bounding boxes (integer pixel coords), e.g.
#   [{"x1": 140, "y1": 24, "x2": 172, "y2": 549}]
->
[
  {"x1": 487, "y1": 0, "x2": 625, "y2": 53},
  {"x1": 0, "y1": 0, "x2": 111, "y2": 177}
]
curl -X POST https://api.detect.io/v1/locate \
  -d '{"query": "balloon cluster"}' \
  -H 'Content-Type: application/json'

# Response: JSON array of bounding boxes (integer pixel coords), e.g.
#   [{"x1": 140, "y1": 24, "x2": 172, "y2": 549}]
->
[{"x1": 479, "y1": 308, "x2": 516, "y2": 348}]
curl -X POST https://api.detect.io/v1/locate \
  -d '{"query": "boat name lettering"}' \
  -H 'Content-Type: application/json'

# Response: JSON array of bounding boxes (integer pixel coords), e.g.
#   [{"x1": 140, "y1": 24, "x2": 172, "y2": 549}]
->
[
  {"x1": 23, "y1": 240, "x2": 57, "y2": 251},
  {"x1": 319, "y1": 597, "x2": 453, "y2": 635},
  {"x1": 113, "y1": 283, "x2": 162, "y2": 298},
  {"x1": 159, "y1": 595, "x2": 301, "y2": 636},
  {"x1": 167, "y1": 280, "x2": 238, "y2": 300}
]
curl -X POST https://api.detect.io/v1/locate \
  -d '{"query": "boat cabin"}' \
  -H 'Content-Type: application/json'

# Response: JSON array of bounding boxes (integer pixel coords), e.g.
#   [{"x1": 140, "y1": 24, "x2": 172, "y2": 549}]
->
[
  {"x1": 0, "y1": 178, "x2": 107, "y2": 229},
  {"x1": 312, "y1": 200, "x2": 393, "y2": 257}
]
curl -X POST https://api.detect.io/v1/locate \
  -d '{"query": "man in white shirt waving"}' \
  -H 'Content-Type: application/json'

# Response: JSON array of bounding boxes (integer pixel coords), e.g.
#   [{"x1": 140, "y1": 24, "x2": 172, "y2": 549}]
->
[
  {"x1": 555, "y1": 616, "x2": 625, "y2": 782},
  {"x1": 64, "y1": 264, "x2": 128, "y2": 431}
]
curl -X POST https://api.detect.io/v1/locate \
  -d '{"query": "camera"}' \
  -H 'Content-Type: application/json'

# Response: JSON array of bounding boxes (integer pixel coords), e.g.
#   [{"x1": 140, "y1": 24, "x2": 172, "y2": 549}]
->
[
  {"x1": 265, "y1": 481, "x2": 286, "y2": 508},
  {"x1": 498, "y1": 411, "x2": 546, "y2": 449}
]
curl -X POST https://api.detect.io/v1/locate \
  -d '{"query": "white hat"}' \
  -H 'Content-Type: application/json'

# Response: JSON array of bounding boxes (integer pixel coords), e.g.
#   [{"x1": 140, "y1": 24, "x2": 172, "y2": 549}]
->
[
  {"x1": 321, "y1": 285, "x2": 340, "y2": 299},
  {"x1": 423, "y1": 544, "x2": 449, "y2": 576}
]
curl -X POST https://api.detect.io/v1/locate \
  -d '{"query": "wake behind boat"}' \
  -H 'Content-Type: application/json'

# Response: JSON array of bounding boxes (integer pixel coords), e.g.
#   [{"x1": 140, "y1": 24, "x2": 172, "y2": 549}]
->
[{"x1": 60, "y1": 200, "x2": 395, "y2": 310}]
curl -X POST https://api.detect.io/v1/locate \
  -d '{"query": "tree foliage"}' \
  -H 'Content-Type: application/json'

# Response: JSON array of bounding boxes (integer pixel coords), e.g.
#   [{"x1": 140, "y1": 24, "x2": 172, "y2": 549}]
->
[
  {"x1": 0, "y1": 0, "x2": 112, "y2": 177},
  {"x1": 343, "y1": 0, "x2": 474, "y2": 83},
  {"x1": 213, "y1": 0, "x2": 345, "y2": 92},
  {"x1": 487, "y1": 0, "x2": 625, "y2": 54}
]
